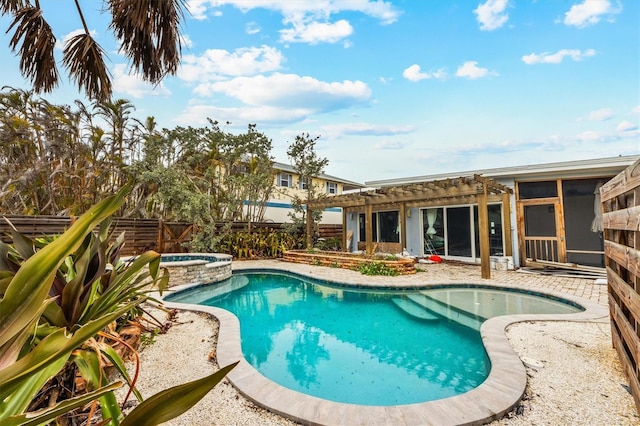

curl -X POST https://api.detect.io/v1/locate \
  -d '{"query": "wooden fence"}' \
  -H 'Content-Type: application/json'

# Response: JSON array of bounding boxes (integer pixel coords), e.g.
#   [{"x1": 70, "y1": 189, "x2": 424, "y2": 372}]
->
[
  {"x1": 601, "y1": 158, "x2": 640, "y2": 412},
  {"x1": 0, "y1": 215, "x2": 343, "y2": 256}
]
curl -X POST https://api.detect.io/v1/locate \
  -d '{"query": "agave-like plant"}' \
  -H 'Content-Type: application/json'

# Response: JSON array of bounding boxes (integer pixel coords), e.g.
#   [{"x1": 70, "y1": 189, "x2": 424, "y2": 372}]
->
[{"x1": 0, "y1": 184, "x2": 236, "y2": 425}]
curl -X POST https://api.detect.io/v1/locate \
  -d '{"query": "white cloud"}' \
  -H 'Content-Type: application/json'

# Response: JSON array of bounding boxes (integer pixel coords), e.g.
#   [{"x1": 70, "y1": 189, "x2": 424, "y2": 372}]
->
[
  {"x1": 617, "y1": 120, "x2": 638, "y2": 132},
  {"x1": 178, "y1": 46, "x2": 284, "y2": 82},
  {"x1": 111, "y1": 64, "x2": 171, "y2": 98},
  {"x1": 375, "y1": 140, "x2": 409, "y2": 150},
  {"x1": 174, "y1": 103, "x2": 312, "y2": 126},
  {"x1": 246, "y1": 22, "x2": 261, "y2": 35},
  {"x1": 280, "y1": 19, "x2": 353, "y2": 44},
  {"x1": 564, "y1": 0, "x2": 621, "y2": 28},
  {"x1": 194, "y1": 0, "x2": 401, "y2": 24},
  {"x1": 584, "y1": 108, "x2": 614, "y2": 121},
  {"x1": 474, "y1": 0, "x2": 509, "y2": 31},
  {"x1": 185, "y1": 1, "x2": 401, "y2": 45},
  {"x1": 323, "y1": 122, "x2": 416, "y2": 137},
  {"x1": 455, "y1": 61, "x2": 497, "y2": 79},
  {"x1": 185, "y1": 0, "x2": 210, "y2": 20},
  {"x1": 522, "y1": 49, "x2": 596, "y2": 64},
  {"x1": 631, "y1": 106, "x2": 640, "y2": 115},
  {"x1": 402, "y1": 65, "x2": 446, "y2": 82},
  {"x1": 195, "y1": 73, "x2": 371, "y2": 112}
]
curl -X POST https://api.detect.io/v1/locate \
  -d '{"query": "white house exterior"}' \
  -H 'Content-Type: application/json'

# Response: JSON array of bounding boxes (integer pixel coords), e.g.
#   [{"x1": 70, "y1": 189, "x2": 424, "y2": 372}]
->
[
  {"x1": 351, "y1": 155, "x2": 639, "y2": 268},
  {"x1": 262, "y1": 162, "x2": 364, "y2": 224}
]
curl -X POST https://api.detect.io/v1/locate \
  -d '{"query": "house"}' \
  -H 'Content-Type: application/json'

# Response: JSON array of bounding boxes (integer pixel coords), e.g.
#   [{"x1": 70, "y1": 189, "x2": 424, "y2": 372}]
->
[
  {"x1": 307, "y1": 155, "x2": 639, "y2": 270},
  {"x1": 263, "y1": 161, "x2": 365, "y2": 224}
]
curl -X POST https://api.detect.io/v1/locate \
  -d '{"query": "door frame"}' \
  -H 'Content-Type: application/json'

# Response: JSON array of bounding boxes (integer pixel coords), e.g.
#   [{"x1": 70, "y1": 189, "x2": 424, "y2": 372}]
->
[{"x1": 516, "y1": 180, "x2": 567, "y2": 266}]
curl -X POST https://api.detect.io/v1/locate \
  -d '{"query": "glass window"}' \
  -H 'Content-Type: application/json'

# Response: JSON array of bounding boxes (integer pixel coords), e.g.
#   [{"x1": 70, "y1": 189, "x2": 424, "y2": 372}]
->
[
  {"x1": 473, "y1": 204, "x2": 504, "y2": 257},
  {"x1": 518, "y1": 181, "x2": 557, "y2": 199},
  {"x1": 378, "y1": 211, "x2": 400, "y2": 243},
  {"x1": 446, "y1": 207, "x2": 472, "y2": 257},
  {"x1": 422, "y1": 208, "x2": 445, "y2": 255},
  {"x1": 298, "y1": 179, "x2": 308, "y2": 190},
  {"x1": 326, "y1": 181, "x2": 338, "y2": 194},
  {"x1": 358, "y1": 213, "x2": 377, "y2": 242},
  {"x1": 277, "y1": 173, "x2": 292, "y2": 187}
]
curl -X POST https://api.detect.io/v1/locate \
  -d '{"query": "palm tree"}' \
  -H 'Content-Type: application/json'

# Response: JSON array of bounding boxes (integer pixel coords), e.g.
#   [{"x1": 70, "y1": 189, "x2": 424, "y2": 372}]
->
[{"x1": 1, "y1": 0, "x2": 186, "y2": 102}]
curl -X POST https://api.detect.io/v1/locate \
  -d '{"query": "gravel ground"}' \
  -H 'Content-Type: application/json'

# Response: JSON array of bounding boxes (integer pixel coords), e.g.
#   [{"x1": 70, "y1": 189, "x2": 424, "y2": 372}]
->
[{"x1": 120, "y1": 309, "x2": 639, "y2": 425}]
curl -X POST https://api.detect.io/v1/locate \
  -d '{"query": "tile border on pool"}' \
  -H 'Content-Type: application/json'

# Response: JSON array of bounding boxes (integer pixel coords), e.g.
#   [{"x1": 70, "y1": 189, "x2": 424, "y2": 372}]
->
[{"x1": 159, "y1": 262, "x2": 609, "y2": 426}]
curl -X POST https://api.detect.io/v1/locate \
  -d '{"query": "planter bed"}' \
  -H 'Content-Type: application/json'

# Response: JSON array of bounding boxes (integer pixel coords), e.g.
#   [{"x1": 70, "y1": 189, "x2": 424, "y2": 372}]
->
[{"x1": 282, "y1": 249, "x2": 416, "y2": 275}]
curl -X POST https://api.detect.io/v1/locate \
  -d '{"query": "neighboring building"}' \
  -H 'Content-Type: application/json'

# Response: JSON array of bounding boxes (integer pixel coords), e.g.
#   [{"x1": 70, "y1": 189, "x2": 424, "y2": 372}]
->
[
  {"x1": 340, "y1": 155, "x2": 638, "y2": 268},
  {"x1": 263, "y1": 161, "x2": 365, "y2": 224}
]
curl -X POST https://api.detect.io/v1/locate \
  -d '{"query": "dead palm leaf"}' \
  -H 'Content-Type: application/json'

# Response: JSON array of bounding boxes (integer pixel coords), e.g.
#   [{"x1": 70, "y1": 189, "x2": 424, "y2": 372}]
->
[
  {"x1": 108, "y1": 0, "x2": 184, "y2": 84},
  {"x1": 0, "y1": 0, "x2": 28, "y2": 15},
  {"x1": 7, "y1": 6, "x2": 58, "y2": 94},
  {"x1": 63, "y1": 33, "x2": 112, "y2": 102}
]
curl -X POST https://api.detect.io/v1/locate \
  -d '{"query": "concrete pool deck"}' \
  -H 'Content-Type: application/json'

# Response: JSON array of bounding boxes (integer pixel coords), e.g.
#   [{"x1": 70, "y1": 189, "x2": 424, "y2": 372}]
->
[{"x1": 161, "y1": 259, "x2": 610, "y2": 426}]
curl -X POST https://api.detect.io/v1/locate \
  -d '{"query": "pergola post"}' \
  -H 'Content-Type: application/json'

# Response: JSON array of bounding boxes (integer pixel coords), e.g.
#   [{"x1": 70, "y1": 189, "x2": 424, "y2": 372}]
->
[
  {"x1": 399, "y1": 203, "x2": 407, "y2": 252},
  {"x1": 502, "y1": 192, "x2": 513, "y2": 257},
  {"x1": 365, "y1": 202, "x2": 373, "y2": 254},
  {"x1": 478, "y1": 183, "x2": 491, "y2": 279},
  {"x1": 342, "y1": 208, "x2": 347, "y2": 252},
  {"x1": 305, "y1": 205, "x2": 313, "y2": 249}
]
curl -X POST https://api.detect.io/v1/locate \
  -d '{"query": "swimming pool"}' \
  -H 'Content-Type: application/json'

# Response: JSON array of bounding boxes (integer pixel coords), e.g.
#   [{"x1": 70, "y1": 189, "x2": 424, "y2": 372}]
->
[{"x1": 166, "y1": 270, "x2": 582, "y2": 406}]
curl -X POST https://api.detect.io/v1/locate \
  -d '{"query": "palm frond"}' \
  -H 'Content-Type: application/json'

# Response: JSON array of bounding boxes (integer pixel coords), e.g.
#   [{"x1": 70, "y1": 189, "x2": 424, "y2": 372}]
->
[
  {"x1": 108, "y1": 0, "x2": 184, "y2": 84},
  {"x1": 7, "y1": 6, "x2": 58, "y2": 94},
  {"x1": 62, "y1": 33, "x2": 112, "y2": 102},
  {"x1": 0, "y1": 0, "x2": 29, "y2": 15}
]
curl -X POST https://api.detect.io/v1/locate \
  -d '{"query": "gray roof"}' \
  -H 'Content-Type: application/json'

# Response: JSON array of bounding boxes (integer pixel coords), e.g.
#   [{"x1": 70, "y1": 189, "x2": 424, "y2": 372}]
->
[
  {"x1": 365, "y1": 155, "x2": 640, "y2": 187},
  {"x1": 273, "y1": 161, "x2": 365, "y2": 189}
]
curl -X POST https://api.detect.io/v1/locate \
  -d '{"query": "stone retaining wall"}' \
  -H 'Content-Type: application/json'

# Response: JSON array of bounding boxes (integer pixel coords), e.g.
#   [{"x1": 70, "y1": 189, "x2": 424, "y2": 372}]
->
[
  {"x1": 282, "y1": 250, "x2": 416, "y2": 274},
  {"x1": 163, "y1": 260, "x2": 232, "y2": 287}
]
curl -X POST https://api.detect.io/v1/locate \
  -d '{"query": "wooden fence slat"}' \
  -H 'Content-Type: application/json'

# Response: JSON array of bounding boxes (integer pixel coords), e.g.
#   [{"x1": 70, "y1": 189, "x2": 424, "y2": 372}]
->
[
  {"x1": 602, "y1": 205, "x2": 640, "y2": 231},
  {"x1": 1, "y1": 215, "x2": 342, "y2": 256},
  {"x1": 600, "y1": 159, "x2": 640, "y2": 202},
  {"x1": 603, "y1": 158, "x2": 640, "y2": 415}
]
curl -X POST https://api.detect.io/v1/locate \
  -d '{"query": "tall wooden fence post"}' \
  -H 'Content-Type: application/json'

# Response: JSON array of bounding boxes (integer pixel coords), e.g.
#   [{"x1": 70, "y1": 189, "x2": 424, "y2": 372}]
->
[{"x1": 157, "y1": 218, "x2": 164, "y2": 253}]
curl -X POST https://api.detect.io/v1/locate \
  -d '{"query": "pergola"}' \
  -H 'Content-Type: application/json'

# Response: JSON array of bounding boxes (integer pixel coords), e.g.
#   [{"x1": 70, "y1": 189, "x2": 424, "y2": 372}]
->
[{"x1": 306, "y1": 174, "x2": 513, "y2": 279}]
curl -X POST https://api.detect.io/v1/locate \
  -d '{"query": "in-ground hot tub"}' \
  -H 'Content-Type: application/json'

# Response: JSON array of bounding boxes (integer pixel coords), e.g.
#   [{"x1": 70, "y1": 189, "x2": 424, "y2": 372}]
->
[{"x1": 159, "y1": 253, "x2": 232, "y2": 287}]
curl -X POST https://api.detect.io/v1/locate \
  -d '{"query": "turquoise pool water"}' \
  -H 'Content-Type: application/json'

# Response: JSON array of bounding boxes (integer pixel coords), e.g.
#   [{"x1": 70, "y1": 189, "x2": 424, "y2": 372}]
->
[{"x1": 166, "y1": 271, "x2": 582, "y2": 406}]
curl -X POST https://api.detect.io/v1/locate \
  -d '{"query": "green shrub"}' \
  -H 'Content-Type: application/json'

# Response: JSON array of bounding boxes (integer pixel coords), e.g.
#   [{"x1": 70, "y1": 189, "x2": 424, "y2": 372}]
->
[
  {"x1": 358, "y1": 261, "x2": 399, "y2": 276},
  {"x1": 0, "y1": 185, "x2": 236, "y2": 425}
]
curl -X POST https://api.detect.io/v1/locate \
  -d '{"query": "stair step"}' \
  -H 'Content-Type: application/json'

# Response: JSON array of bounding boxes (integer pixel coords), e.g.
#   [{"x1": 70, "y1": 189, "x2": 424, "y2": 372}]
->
[{"x1": 391, "y1": 297, "x2": 440, "y2": 322}]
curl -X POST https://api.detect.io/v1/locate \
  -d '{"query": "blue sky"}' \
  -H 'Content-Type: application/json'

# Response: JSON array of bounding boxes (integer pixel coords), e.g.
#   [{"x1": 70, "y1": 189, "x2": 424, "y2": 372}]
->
[{"x1": 1, "y1": 0, "x2": 638, "y2": 183}]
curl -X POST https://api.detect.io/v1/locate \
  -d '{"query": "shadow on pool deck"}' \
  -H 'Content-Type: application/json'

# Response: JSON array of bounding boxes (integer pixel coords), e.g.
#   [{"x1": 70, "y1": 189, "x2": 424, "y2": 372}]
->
[{"x1": 159, "y1": 259, "x2": 611, "y2": 426}]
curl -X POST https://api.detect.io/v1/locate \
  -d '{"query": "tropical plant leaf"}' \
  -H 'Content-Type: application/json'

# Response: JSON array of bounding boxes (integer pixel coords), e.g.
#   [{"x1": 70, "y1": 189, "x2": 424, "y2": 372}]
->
[
  {"x1": 0, "y1": 300, "x2": 137, "y2": 394},
  {"x1": 108, "y1": 0, "x2": 184, "y2": 84},
  {"x1": 120, "y1": 361, "x2": 238, "y2": 426},
  {"x1": 74, "y1": 349, "x2": 122, "y2": 425},
  {"x1": 98, "y1": 341, "x2": 143, "y2": 402},
  {"x1": 0, "y1": 300, "x2": 49, "y2": 370},
  {"x1": 7, "y1": 6, "x2": 58, "y2": 94},
  {"x1": 1, "y1": 382, "x2": 122, "y2": 426},
  {"x1": 0, "y1": 0, "x2": 28, "y2": 15},
  {"x1": 62, "y1": 33, "x2": 112, "y2": 102},
  {"x1": 0, "y1": 355, "x2": 68, "y2": 419},
  {"x1": 0, "y1": 183, "x2": 131, "y2": 349}
]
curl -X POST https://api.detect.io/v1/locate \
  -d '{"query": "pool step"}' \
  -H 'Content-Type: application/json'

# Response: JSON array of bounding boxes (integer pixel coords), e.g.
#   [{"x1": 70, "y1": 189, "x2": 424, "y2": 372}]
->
[
  {"x1": 408, "y1": 293, "x2": 484, "y2": 331},
  {"x1": 391, "y1": 297, "x2": 440, "y2": 322}
]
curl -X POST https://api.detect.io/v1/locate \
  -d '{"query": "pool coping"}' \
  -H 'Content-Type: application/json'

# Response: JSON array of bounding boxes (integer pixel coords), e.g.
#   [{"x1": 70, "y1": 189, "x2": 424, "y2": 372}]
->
[{"x1": 158, "y1": 263, "x2": 609, "y2": 426}]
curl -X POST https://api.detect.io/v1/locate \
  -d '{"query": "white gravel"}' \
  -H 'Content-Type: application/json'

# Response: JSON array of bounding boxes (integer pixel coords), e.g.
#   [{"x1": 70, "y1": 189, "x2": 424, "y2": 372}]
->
[{"x1": 120, "y1": 309, "x2": 639, "y2": 425}]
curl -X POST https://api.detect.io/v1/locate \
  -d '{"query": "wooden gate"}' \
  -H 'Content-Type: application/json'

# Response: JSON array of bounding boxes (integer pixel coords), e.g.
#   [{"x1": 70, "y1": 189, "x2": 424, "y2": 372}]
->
[{"x1": 157, "y1": 220, "x2": 194, "y2": 253}]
